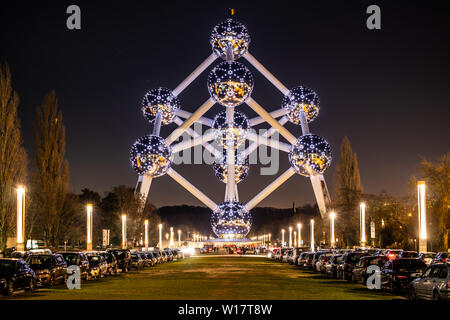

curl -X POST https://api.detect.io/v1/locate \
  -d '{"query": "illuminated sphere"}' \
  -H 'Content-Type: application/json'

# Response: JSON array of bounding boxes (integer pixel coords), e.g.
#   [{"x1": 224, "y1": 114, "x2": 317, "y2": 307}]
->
[
  {"x1": 212, "y1": 151, "x2": 249, "y2": 184},
  {"x1": 141, "y1": 87, "x2": 180, "y2": 125},
  {"x1": 130, "y1": 135, "x2": 172, "y2": 177},
  {"x1": 282, "y1": 86, "x2": 320, "y2": 124},
  {"x1": 211, "y1": 201, "x2": 252, "y2": 239},
  {"x1": 289, "y1": 134, "x2": 332, "y2": 176},
  {"x1": 207, "y1": 61, "x2": 253, "y2": 107},
  {"x1": 210, "y1": 18, "x2": 251, "y2": 60},
  {"x1": 212, "y1": 110, "x2": 249, "y2": 148}
]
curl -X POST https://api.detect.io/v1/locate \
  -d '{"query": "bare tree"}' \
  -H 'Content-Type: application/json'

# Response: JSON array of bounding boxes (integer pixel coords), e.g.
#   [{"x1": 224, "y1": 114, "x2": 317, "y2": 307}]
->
[
  {"x1": 0, "y1": 63, "x2": 27, "y2": 253},
  {"x1": 32, "y1": 90, "x2": 69, "y2": 248}
]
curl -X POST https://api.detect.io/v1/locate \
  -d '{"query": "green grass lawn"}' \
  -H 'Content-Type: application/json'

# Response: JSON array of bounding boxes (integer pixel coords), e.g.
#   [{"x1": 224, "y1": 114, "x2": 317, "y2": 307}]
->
[{"x1": 3, "y1": 255, "x2": 404, "y2": 300}]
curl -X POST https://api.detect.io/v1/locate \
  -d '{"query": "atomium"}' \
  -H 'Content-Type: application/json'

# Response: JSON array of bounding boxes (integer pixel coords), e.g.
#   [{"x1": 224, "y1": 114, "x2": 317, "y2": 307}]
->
[
  {"x1": 211, "y1": 201, "x2": 252, "y2": 239},
  {"x1": 210, "y1": 18, "x2": 251, "y2": 60},
  {"x1": 282, "y1": 86, "x2": 320, "y2": 124},
  {"x1": 212, "y1": 151, "x2": 249, "y2": 184},
  {"x1": 142, "y1": 87, "x2": 180, "y2": 125},
  {"x1": 289, "y1": 134, "x2": 332, "y2": 177},
  {"x1": 130, "y1": 135, "x2": 172, "y2": 177},
  {"x1": 207, "y1": 61, "x2": 253, "y2": 107},
  {"x1": 212, "y1": 110, "x2": 250, "y2": 148}
]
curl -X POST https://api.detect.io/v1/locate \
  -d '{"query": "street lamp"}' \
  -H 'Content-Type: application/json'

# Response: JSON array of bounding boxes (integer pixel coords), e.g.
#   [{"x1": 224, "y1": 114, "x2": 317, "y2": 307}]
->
[
  {"x1": 170, "y1": 227, "x2": 174, "y2": 248},
  {"x1": 417, "y1": 181, "x2": 427, "y2": 252},
  {"x1": 289, "y1": 226, "x2": 293, "y2": 247},
  {"x1": 360, "y1": 203, "x2": 366, "y2": 247},
  {"x1": 144, "y1": 220, "x2": 149, "y2": 251},
  {"x1": 178, "y1": 229, "x2": 181, "y2": 247},
  {"x1": 158, "y1": 223, "x2": 162, "y2": 249},
  {"x1": 294, "y1": 231, "x2": 297, "y2": 247},
  {"x1": 16, "y1": 186, "x2": 25, "y2": 251},
  {"x1": 310, "y1": 219, "x2": 315, "y2": 252},
  {"x1": 281, "y1": 229, "x2": 285, "y2": 247},
  {"x1": 121, "y1": 214, "x2": 127, "y2": 249},
  {"x1": 329, "y1": 212, "x2": 336, "y2": 247},
  {"x1": 297, "y1": 223, "x2": 302, "y2": 248},
  {"x1": 86, "y1": 204, "x2": 93, "y2": 251},
  {"x1": 268, "y1": 233, "x2": 271, "y2": 243}
]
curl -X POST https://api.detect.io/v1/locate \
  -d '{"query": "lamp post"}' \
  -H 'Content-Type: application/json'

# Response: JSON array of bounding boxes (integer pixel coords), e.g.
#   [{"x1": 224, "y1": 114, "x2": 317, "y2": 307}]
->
[
  {"x1": 16, "y1": 186, "x2": 25, "y2": 251},
  {"x1": 86, "y1": 204, "x2": 93, "y2": 251},
  {"x1": 417, "y1": 181, "x2": 427, "y2": 252},
  {"x1": 281, "y1": 229, "x2": 285, "y2": 247},
  {"x1": 310, "y1": 219, "x2": 315, "y2": 252},
  {"x1": 289, "y1": 226, "x2": 293, "y2": 247},
  {"x1": 158, "y1": 224, "x2": 162, "y2": 249},
  {"x1": 297, "y1": 223, "x2": 302, "y2": 248},
  {"x1": 121, "y1": 214, "x2": 127, "y2": 249},
  {"x1": 178, "y1": 229, "x2": 181, "y2": 247},
  {"x1": 144, "y1": 220, "x2": 149, "y2": 251},
  {"x1": 170, "y1": 227, "x2": 174, "y2": 248},
  {"x1": 294, "y1": 231, "x2": 297, "y2": 247},
  {"x1": 360, "y1": 203, "x2": 366, "y2": 248},
  {"x1": 330, "y1": 212, "x2": 336, "y2": 248},
  {"x1": 268, "y1": 233, "x2": 271, "y2": 243}
]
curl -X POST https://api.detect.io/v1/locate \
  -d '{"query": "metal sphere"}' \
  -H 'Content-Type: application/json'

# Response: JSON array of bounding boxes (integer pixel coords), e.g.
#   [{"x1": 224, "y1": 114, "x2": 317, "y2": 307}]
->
[
  {"x1": 212, "y1": 151, "x2": 249, "y2": 184},
  {"x1": 141, "y1": 87, "x2": 180, "y2": 125},
  {"x1": 210, "y1": 18, "x2": 251, "y2": 60},
  {"x1": 289, "y1": 134, "x2": 332, "y2": 176},
  {"x1": 211, "y1": 201, "x2": 252, "y2": 239},
  {"x1": 207, "y1": 61, "x2": 254, "y2": 108},
  {"x1": 282, "y1": 86, "x2": 320, "y2": 124},
  {"x1": 130, "y1": 135, "x2": 172, "y2": 177},
  {"x1": 212, "y1": 110, "x2": 249, "y2": 148}
]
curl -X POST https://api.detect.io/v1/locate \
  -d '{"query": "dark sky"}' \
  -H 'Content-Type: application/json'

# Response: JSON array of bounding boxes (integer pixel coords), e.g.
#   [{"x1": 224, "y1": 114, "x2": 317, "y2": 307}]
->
[{"x1": 1, "y1": 0, "x2": 449, "y2": 208}]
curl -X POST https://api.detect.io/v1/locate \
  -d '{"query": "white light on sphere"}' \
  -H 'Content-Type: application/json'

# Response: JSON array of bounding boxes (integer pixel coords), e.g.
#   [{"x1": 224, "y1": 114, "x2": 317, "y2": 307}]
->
[
  {"x1": 130, "y1": 135, "x2": 172, "y2": 177},
  {"x1": 207, "y1": 61, "x2": 253, "y2": 107},
  {"x1": 142, "y1": 87, "x2": 180, "y2": 125},
  {"x1": 212, "y1": 110, "x2": 249, "y2": 148},
  {"x1": 212, "y1": 151, "x2": 249, "y2": 184},
  {"x1": 289, "y1": 134, "x2": 332, "y2": 176},
  {"x1": 210, "y1": 18, "x2": 251, "y2": 60},
  {"x1": 282, "y1": 86, "x2": 320, "y2": 124},
  {"x1": 211, "y1": 201, "x2": 252, "y2": 239}
]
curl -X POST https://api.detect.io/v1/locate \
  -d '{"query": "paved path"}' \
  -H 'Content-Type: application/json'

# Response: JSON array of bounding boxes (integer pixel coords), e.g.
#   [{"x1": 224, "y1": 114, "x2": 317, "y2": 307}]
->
[{"x1": 2, "y1": 255, "x2": 403, "y2": 300}]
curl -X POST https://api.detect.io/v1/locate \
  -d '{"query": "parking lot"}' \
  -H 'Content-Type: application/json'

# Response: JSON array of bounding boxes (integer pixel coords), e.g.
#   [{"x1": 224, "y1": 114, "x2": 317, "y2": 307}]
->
[{"x1": 1, "y1": 255, "x2": 404, "y2": 300}]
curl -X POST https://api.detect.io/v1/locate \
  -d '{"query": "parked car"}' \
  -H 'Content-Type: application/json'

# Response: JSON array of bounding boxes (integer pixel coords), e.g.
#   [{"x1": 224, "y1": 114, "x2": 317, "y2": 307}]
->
[
  {"x1": 418, "y1": 252, "x2": 436, "y2": 266},
  {"x1": 147, "y1": 252, "x2": 158, "y2": 265},
  {"x1": 409, "y1": 263, "x2": 449, "y2": 300},
  {"x1": 130, "y1": 253, "x2": 144, "y2": 270},
  {"x1": 364, "y1": 248, "x2": 381, "y2": 256},
  {"x1": 107, "y1": 249, "x2": 131, "y2": 272},
  {"x1": 297, "y1": 252, "x2": 309, "y2": 268},
  {"x1": 0, "y1": 258, "x2": 36, "y2": 295},
  {"x1": 165, "y1": 250, "x2": 174, "y2": 262},
  {"x1": 305, "y1": 252, "x2": 315, "y2": 270},
  {"x1": 325, "y1": 254, "x2": 342, "y2": 278},
  {"x1": 281, "y1": 249, "x2": 291, "y2": 263},
  {"x1": 351, "y1": 255, "x2": 387, "y2": 284},
  {"x1": 87, "y1": 254, "x2": 108, "y2": 278},
  {"x1": 374, "y1": 249, "x2": 387, "y2": 256},
  {"x1": 315, "y1": 253, "x2": 333, "y2": 273},
  {"x1": 25, "y1": 254, "x2": 67, "y2": 287},
  {"x1": 152, "y1": 251, "x2": 162, "y2": 264},
  {"x1": 397, "y1": 251, "x2": 418, "y2": 258},
  {"x1": 433, "y1": 252, "x2": 448, "y2": 264},
  {"x1": 138, "y1": 252, "x2": 153, "y2": 267},
  {"x1": 57, "y1": 251, "x2": 90, "y2": 280},
  {"x1": 380, "y1": 258, "x2": 427, "y2": 293},
  {"x1": 337, "y1": 252, "x2": 367, "y2": 280},
  {"x1": 98, "y1": 251, "x2": 118, "y2": 275},
  {"x1": 385, "y1": 249, "x2": 403, "y2": 260}
]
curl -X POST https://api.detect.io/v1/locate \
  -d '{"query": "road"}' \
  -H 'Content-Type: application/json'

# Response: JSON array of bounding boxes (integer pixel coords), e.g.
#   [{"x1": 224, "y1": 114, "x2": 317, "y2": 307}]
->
[{"x1": 2, "y1": 254, "x2": 404, "y2": 300}]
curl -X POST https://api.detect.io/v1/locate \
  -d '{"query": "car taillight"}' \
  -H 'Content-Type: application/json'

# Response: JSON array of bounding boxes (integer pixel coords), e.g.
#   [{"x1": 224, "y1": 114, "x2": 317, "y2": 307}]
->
[
  {"x1": 446, "y1": 282, "x2": 450, "y2": 290},
  {"x1": 397, "y1": 275, "x2": 408, "y2": 279},
  {"x1": 388, "y1": 254, "x2": 395, "y2": 260}
]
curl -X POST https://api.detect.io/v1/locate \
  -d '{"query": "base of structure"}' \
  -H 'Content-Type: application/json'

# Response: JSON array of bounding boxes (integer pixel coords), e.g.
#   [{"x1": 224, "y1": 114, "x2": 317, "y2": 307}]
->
[
  {"x1": 419, "y1": 239, "x2": 427, "y2": 253},
  {"x1": 203, "y1": 238, "x2": 262, "y2": 247},
  {"x1": 16, "y1": 243, "x2": 25, "y2": 252},
  {"x1": 87, "y1": 244, "x2": 93, "y2": 251}
]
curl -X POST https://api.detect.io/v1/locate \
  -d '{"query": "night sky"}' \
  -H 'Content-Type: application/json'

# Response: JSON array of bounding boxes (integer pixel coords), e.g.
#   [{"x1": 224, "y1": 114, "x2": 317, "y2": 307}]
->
[{"x1": 1, "y1": 1, "x2": 449, "y2": 208}]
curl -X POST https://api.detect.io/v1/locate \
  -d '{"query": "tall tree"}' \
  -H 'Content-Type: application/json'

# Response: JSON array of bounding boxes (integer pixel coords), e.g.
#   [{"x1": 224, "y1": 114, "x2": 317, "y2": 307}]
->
[
  {"x1": 0, "y1": 63, "x2": 27, "y2": 253},
  {"x1": 333, "y1": 136, "x2": 363, "y2": 246},
  {"x1": 33, "y1": 90, "x2": 69, "y2": 247}
]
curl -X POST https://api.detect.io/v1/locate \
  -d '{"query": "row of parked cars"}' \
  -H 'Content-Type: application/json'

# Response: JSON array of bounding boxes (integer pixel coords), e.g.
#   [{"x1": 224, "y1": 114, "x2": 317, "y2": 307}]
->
[
  {"x1": 271, "y1": 247, "x2": 449, "y2": 300},
  {"x1": 0, "y1": 247, "x2": 184, "y2": 296}
]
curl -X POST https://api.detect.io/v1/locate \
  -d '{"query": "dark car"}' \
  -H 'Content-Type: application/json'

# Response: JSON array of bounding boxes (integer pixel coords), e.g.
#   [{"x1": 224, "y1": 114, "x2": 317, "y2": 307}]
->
[
  {"x1": 0, "y1": 258, "x2": 36, "y2": 295},
  {"x1": 57, "y1": 252, "x2": 90, "y2": 280},
  {"x1": 397, "y1": 251, "x2": 419, "y2": 258},
  {"x1": 152, "y1": 251, "x2": 162, "y2": 264},
  {"x1": 87, "y1": 254, "x2": 108, "y2": 278},
  {"x1": 352, "y1": 255, "x2": 387, "y2": 284},
  {"x1": 305, "y1": 252, "x2": 315, "y2": 270},
  {"x1": 98, "y1": 251, "x2": 118, "y2": 275},
  {"x1": 380, "y1": 258, "x2": 427, "y2": 293},
  {"x1": 164, "y1": 250, "x2": 174, "y2": 262},
  {"x1": 130, "y1": 253, "x2": 144, "y2": 270},
  {"x1": 25, "y1": 254, "x2": 67, "y2": 287},
  {"x1": 137, "y1": 252, "x2": 152, "y2": 267},
  {"x1": 312, "y1": 251, "x2": 331, "y2": 271},
  {"x1": 433, "y1": 252, "x2": 448, "y2": 264},
  {"x1": 108, "y1": 249, "x2": 131, "y2": 272},
  {"x1": 141, "y1": 252, "x2": 155, "y2": 267},
  {"x1": 325, "y1": 254, "x2": 342, "y2": 278},
  {"x1": 337, "y1": 252, "x2": 367, "y2": 280},
  {"x1": 297, "y1": 252, "x2": 309, "y2": 268}
]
